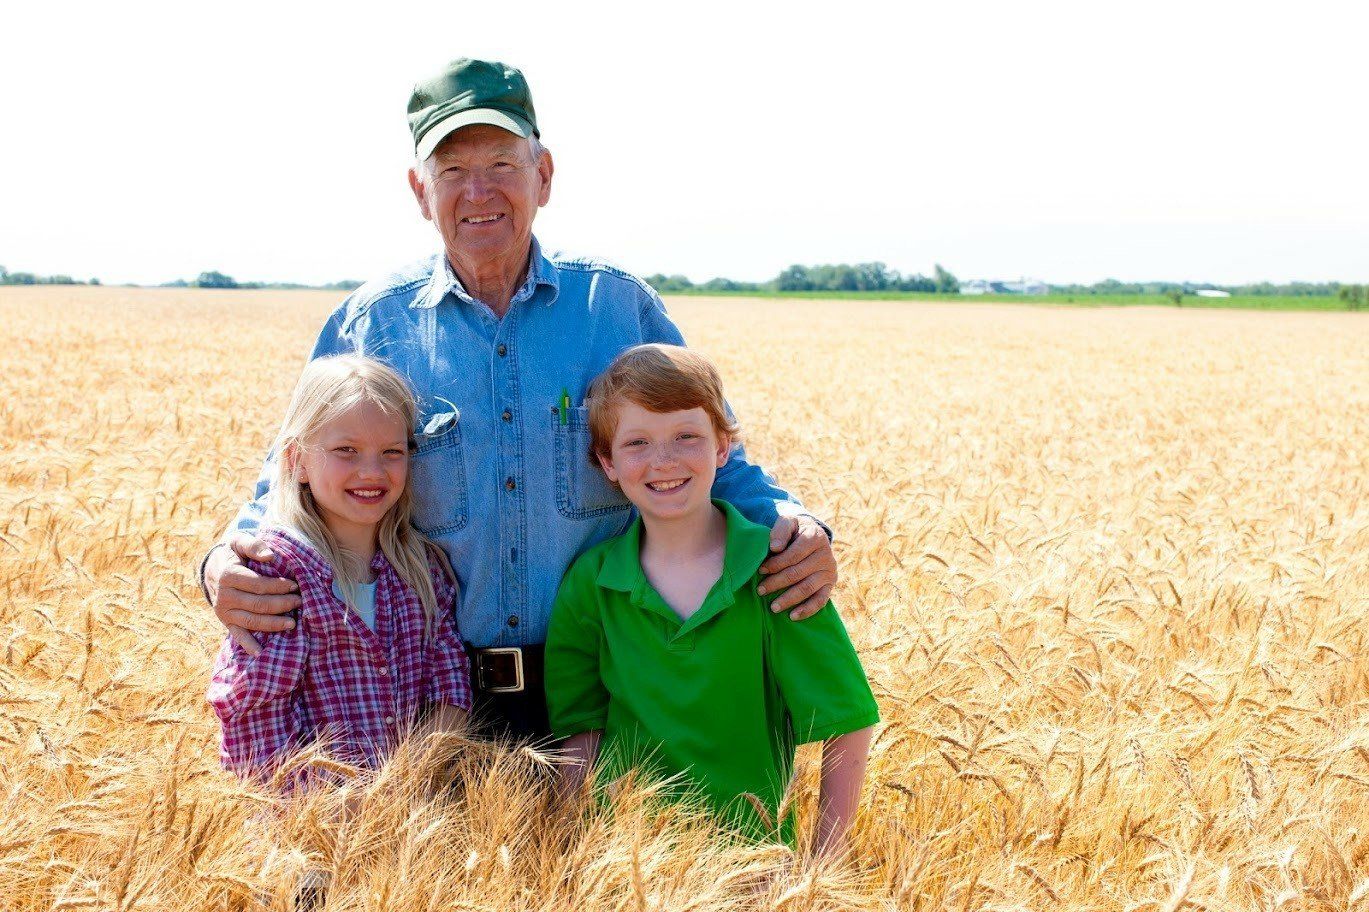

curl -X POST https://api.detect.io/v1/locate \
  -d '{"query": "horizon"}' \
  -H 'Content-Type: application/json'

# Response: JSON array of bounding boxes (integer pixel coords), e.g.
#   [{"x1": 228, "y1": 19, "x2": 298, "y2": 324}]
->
[{"x1": 3, "y1": 0, "x2": 1366, "y2": 287}]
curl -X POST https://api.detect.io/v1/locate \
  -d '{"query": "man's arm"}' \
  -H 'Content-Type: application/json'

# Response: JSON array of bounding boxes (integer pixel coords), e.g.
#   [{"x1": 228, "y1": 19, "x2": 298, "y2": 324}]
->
[
  {"x1": 201, "y1": 303, "x2": 357, "y2": 651},
  {"x1": 637, "y1": 288, "x2": 837, "y2": 619}
]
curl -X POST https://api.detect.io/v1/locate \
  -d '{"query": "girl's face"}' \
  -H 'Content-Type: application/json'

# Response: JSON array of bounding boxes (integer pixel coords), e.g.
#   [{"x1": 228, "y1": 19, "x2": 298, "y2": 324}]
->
[
  {"x1": 596, "y1": 402, "x2": 730, "y2": 525},
  {"x1": 292, "y1": 400, "x2": 409, "y2": 547}
]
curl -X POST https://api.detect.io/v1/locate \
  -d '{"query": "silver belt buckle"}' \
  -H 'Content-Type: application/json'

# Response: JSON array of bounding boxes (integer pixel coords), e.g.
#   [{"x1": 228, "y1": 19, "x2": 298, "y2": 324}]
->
[{"x1": 477, "y1": 646, "x2": 524, "y2": 694}]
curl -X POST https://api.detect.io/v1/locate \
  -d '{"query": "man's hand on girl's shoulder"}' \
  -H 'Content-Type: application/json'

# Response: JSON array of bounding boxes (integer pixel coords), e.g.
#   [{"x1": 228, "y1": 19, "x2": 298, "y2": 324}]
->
[
  {"x1": 204, "y1": 531, "x2": 302, "y2": 656},
  {"x1": 758, "y1": 515, "x2": 838, "y2": 621}
]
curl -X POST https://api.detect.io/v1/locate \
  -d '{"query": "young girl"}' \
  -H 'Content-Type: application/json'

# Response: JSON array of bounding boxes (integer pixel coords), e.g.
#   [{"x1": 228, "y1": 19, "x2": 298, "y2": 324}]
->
[
  {"x1": 208, "y1": 354, "x2": 471, "y2": 788},
  {"x1": 544, "y1": 344, "x2": 878, "y2": 857}
]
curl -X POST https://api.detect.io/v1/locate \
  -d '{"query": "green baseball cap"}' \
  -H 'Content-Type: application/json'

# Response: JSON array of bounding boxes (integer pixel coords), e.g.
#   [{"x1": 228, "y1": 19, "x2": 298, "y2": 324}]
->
[{"x1": 408, "y1": 58, "x2": 539, "y2": 161}]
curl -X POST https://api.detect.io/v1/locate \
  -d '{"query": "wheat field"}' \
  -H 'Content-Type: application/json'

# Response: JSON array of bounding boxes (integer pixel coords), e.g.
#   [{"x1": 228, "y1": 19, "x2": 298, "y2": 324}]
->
[{"x1": 2, "y1": 285, "x2": 1367, "y2": 911}]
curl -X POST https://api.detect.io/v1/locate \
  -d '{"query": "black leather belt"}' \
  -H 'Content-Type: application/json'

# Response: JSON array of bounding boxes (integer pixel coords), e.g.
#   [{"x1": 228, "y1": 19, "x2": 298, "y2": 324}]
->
[{"x1": 467, "y1": 644, "x2": 544, "y2": 695}]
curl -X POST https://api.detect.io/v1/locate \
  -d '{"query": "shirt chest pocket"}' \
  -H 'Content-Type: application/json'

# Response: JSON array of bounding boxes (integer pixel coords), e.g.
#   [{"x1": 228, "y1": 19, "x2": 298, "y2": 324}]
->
[
  {"x1": 409, "y1": 409, "x2": 469, "y2": 534},
  {"x1": 553, "y1": 405, "x2": 631, "y2": 520}
]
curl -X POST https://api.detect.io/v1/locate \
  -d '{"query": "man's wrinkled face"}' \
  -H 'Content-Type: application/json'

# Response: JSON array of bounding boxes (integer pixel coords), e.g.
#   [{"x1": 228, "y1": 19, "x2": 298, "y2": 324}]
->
[{"x1": 409, "y1": 123, "x2": 553, "y2": 270}]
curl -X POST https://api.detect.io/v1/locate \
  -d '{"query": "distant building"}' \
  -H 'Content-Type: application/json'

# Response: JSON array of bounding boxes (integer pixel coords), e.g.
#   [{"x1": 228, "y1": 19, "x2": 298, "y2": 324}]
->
[
  {"x1": 1195, "y1": 289, "x2": 1231, "y2": 298},
  {"x1": 960, "y1": 278, "x2": 1049, "y2": 296}
]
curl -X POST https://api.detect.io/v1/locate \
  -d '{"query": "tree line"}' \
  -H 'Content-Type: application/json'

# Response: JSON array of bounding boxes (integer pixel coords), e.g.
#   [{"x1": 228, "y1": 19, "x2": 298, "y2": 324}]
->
[
  {"x1": 646, "y1": 262, "x2": 960, "y2": 294},
  {"x1": 0, "y1": 265, "x2": 99, "y2": 286},
  {"x1": 160, "y1": 271, "x2": 362, "y2": 291}
]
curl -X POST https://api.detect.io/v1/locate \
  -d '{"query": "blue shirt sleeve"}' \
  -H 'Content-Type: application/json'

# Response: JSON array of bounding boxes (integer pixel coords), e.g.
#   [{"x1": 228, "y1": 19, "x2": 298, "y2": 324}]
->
[
  {"x1": 636, "y1": 289, "x2": 828, "y2": 536},
  {"x1": 228, "y1": 302, "x2": 355, "y2": 537}
]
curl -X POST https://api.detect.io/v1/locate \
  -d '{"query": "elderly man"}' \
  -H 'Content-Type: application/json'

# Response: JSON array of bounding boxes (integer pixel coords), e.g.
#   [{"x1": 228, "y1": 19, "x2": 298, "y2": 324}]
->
[{"x1": 201, "y1": 58, "x2": 838, "y2": 739}]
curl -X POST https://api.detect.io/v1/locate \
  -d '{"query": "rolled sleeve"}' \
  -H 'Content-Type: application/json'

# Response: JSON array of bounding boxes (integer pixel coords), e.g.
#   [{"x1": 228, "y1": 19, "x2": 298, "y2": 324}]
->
[{"x1": 207, "y1": 628, "x2": 308, "y2": 778}]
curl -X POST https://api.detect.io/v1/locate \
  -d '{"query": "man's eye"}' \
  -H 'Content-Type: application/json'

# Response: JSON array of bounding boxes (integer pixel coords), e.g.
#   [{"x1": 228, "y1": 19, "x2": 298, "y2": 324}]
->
[{"x1": 493, "y1": 161, "x2": 514, "y2": 170}]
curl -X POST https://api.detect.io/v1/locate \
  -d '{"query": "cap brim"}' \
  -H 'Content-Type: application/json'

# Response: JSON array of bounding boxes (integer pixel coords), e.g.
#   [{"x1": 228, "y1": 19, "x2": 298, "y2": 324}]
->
[{"x1": 416, "y1": 109, "x2": 534, "y2": 160}]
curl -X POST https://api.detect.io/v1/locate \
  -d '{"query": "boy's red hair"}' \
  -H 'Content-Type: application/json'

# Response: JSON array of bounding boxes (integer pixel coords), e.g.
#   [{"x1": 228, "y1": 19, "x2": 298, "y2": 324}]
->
[{"x1": 586, "y1": 344, "x2": 740, "y2": 459}]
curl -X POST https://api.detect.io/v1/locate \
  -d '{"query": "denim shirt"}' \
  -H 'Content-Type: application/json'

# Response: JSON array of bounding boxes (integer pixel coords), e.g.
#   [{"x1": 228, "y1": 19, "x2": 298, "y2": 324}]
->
[{"x1": 232, "y1": 239, "x2": 816, "y2": 647}]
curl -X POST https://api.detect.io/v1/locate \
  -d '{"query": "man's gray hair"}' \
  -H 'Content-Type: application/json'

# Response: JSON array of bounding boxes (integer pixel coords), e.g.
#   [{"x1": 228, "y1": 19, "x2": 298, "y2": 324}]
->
[{"x1": 417, "y1": 133, "x2": 547, "y2": 177}]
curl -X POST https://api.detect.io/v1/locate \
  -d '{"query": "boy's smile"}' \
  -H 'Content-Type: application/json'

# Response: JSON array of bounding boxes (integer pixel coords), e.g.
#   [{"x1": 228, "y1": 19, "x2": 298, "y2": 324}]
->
[{"x1": 597, "y1": 403, "x2": 730, "y2": 524}]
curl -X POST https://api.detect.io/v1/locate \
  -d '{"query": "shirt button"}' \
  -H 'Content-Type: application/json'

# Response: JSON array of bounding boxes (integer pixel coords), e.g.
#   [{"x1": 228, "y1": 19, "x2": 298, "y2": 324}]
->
[
  {"x1": 505, "y1": 477, "x2": 516, "y2": 491},
  {"x1": 502, "y1": 409, "x2": 512, "y2": 422},
  {"x1": 507, "y1": 615, "x2": 519, "y2": 628},
  {"x1": 384, "y1": 716, "x2": 395, "y2": 726},
  {"x1": 378, "y1": 667, "x2": 389, "y2": 676},
  {"x1": 496, "y1": 344, "x2": 507, "y2": 357}
]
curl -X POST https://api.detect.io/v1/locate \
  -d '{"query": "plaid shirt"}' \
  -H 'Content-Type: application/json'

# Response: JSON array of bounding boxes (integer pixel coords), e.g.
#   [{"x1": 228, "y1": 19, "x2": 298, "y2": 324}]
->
[{"x1": 207, "y1": 527, "x2": 471, "y2": 785}]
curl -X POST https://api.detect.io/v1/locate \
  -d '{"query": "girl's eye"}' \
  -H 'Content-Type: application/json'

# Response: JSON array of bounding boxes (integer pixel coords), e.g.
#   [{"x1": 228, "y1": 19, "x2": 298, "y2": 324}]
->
[
  {"x1": 334, "y1": 446, "x2": 356, "y2": 454},
  {"x1": 623, "y1": 439, "x2": 647, "y2": 448}
]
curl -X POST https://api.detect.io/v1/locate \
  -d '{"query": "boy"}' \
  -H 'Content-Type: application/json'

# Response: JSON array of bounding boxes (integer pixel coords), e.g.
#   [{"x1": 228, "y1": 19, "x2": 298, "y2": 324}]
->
[{"x1": 544, "y1": 344, "x2": 878, "y2": 855}]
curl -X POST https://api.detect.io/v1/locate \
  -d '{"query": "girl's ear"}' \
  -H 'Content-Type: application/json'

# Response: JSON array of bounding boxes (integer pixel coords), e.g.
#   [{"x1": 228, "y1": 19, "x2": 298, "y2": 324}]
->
[
  {"x1": 596, "y1": 449, "x2": 619, "y2": 484},
  {"x1": 283, "y1": 443, "x2": 307, "y2": 484}
]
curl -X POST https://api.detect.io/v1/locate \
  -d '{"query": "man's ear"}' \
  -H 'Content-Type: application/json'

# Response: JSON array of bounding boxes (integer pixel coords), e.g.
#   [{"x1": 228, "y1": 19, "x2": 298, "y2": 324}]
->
[
  {"x1": 596, "y1": 449, "x2": 619, "y2": 484},
  {"x1": 536, "y1": 147, "x2": 554, "y2": 208},
  {"x1": 408, "y1": 166, "x2": 433, "y2": 221}
]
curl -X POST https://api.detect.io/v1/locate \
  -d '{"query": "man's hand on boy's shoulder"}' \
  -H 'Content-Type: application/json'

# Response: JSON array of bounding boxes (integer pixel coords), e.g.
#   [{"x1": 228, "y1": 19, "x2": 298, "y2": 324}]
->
[
  {"x1": 203, "y1": 531, "x2": 302, "y2": 656},
  {"x1": 758, "y1": 515, "x2": 837, "y2": 621}
]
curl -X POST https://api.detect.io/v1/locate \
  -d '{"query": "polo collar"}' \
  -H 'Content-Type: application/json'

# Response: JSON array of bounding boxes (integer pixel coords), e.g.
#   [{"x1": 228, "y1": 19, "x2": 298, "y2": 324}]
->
[
  {"x1": 411, "y1": 236, "x2": 560, "y2": 310},
  {"x1": 595, "y1": 499, "x2": 773, "y2": 600}
]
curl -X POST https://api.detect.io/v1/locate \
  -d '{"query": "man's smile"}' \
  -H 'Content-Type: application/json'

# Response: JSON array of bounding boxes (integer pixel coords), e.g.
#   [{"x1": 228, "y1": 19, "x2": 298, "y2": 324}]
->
[{"x1": 461, "y1": 213, "x2": 505, "y2": 225}]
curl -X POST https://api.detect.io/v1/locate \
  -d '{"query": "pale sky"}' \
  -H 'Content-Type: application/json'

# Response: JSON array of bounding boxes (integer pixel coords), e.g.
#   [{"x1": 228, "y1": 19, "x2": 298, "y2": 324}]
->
[{"x1": 3, "y1": 0, "x2": 1366, "y2": 287}]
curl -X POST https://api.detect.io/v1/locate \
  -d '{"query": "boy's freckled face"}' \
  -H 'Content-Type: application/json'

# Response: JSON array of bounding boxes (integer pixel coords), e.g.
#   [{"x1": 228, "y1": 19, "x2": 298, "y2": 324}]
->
[
  {"x1": 597, "y1": 403, "x2": 730, "y2": 523},
  {"x1": 293, "y1": 401, "x2": 409, "y2": 542}
]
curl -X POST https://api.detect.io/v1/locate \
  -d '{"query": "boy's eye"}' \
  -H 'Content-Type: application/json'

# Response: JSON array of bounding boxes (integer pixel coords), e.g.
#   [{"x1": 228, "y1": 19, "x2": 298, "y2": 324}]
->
[{"x1": 384, "y1": 448, "x2": 406, "y2": 456}]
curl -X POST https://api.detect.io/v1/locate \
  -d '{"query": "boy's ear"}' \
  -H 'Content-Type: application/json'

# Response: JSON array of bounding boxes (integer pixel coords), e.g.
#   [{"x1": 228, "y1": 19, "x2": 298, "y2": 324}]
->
[
  {"x1": 596, "y1": 449, "x2": 619, "y2": 484},
  {"x1": 714, "y1": 433, "x2": 731, "y2": 468}
]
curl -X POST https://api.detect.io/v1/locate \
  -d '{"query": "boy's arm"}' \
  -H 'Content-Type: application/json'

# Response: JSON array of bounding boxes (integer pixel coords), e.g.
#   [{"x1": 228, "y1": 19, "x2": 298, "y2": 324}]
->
[
  {"x1": 816, "y1": 725, "x2": 875, "y2": 858},
  {"x1": 544, "y1": 560, "x2": 611, "y2": 801},
  {"x1": 555, "y1": 730, "x2": 602, "y2": 805},
  {"x1": 637, "y1": 290, "x2": 836, "y2": 620}
]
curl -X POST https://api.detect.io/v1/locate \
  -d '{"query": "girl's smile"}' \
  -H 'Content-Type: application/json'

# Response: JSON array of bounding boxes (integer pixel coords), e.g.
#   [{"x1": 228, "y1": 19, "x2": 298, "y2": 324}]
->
[{"x1": 292, "y1": 400, "x2": 409, "y2": 555}]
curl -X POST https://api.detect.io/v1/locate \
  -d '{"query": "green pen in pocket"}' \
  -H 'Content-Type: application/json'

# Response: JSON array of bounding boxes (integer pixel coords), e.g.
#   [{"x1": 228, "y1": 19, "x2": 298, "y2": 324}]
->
[{"x1": 559, "y1": 388, "x2": 570, "y2": 425}]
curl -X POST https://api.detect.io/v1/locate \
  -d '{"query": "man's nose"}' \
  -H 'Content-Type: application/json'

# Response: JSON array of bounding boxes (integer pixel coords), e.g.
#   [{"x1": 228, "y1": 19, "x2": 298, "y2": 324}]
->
[{"x1": 462, "y1": 171, "x2": 494, "y2": 202}]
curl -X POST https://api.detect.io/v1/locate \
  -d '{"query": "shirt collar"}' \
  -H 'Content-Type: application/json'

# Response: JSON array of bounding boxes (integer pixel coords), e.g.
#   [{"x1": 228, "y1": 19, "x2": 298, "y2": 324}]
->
[
  {"x1": 595, "y1": 499, "x2": 773, "y2": 597},
  {"x1": 411, "y1": 235, "x2": 560, "y2": 310}
]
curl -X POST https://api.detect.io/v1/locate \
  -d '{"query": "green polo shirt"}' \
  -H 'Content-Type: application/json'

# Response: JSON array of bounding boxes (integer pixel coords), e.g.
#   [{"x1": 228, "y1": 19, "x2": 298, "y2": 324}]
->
[{"x1": 544, "y1": 499, "x2": 879, "y2": 843}]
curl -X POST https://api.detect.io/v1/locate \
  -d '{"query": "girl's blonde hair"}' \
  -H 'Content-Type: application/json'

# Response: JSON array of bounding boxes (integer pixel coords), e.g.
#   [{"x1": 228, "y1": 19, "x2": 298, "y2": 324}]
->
[{"x1": 266, "y1": 355, "x2": 444, "y2": 637}]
